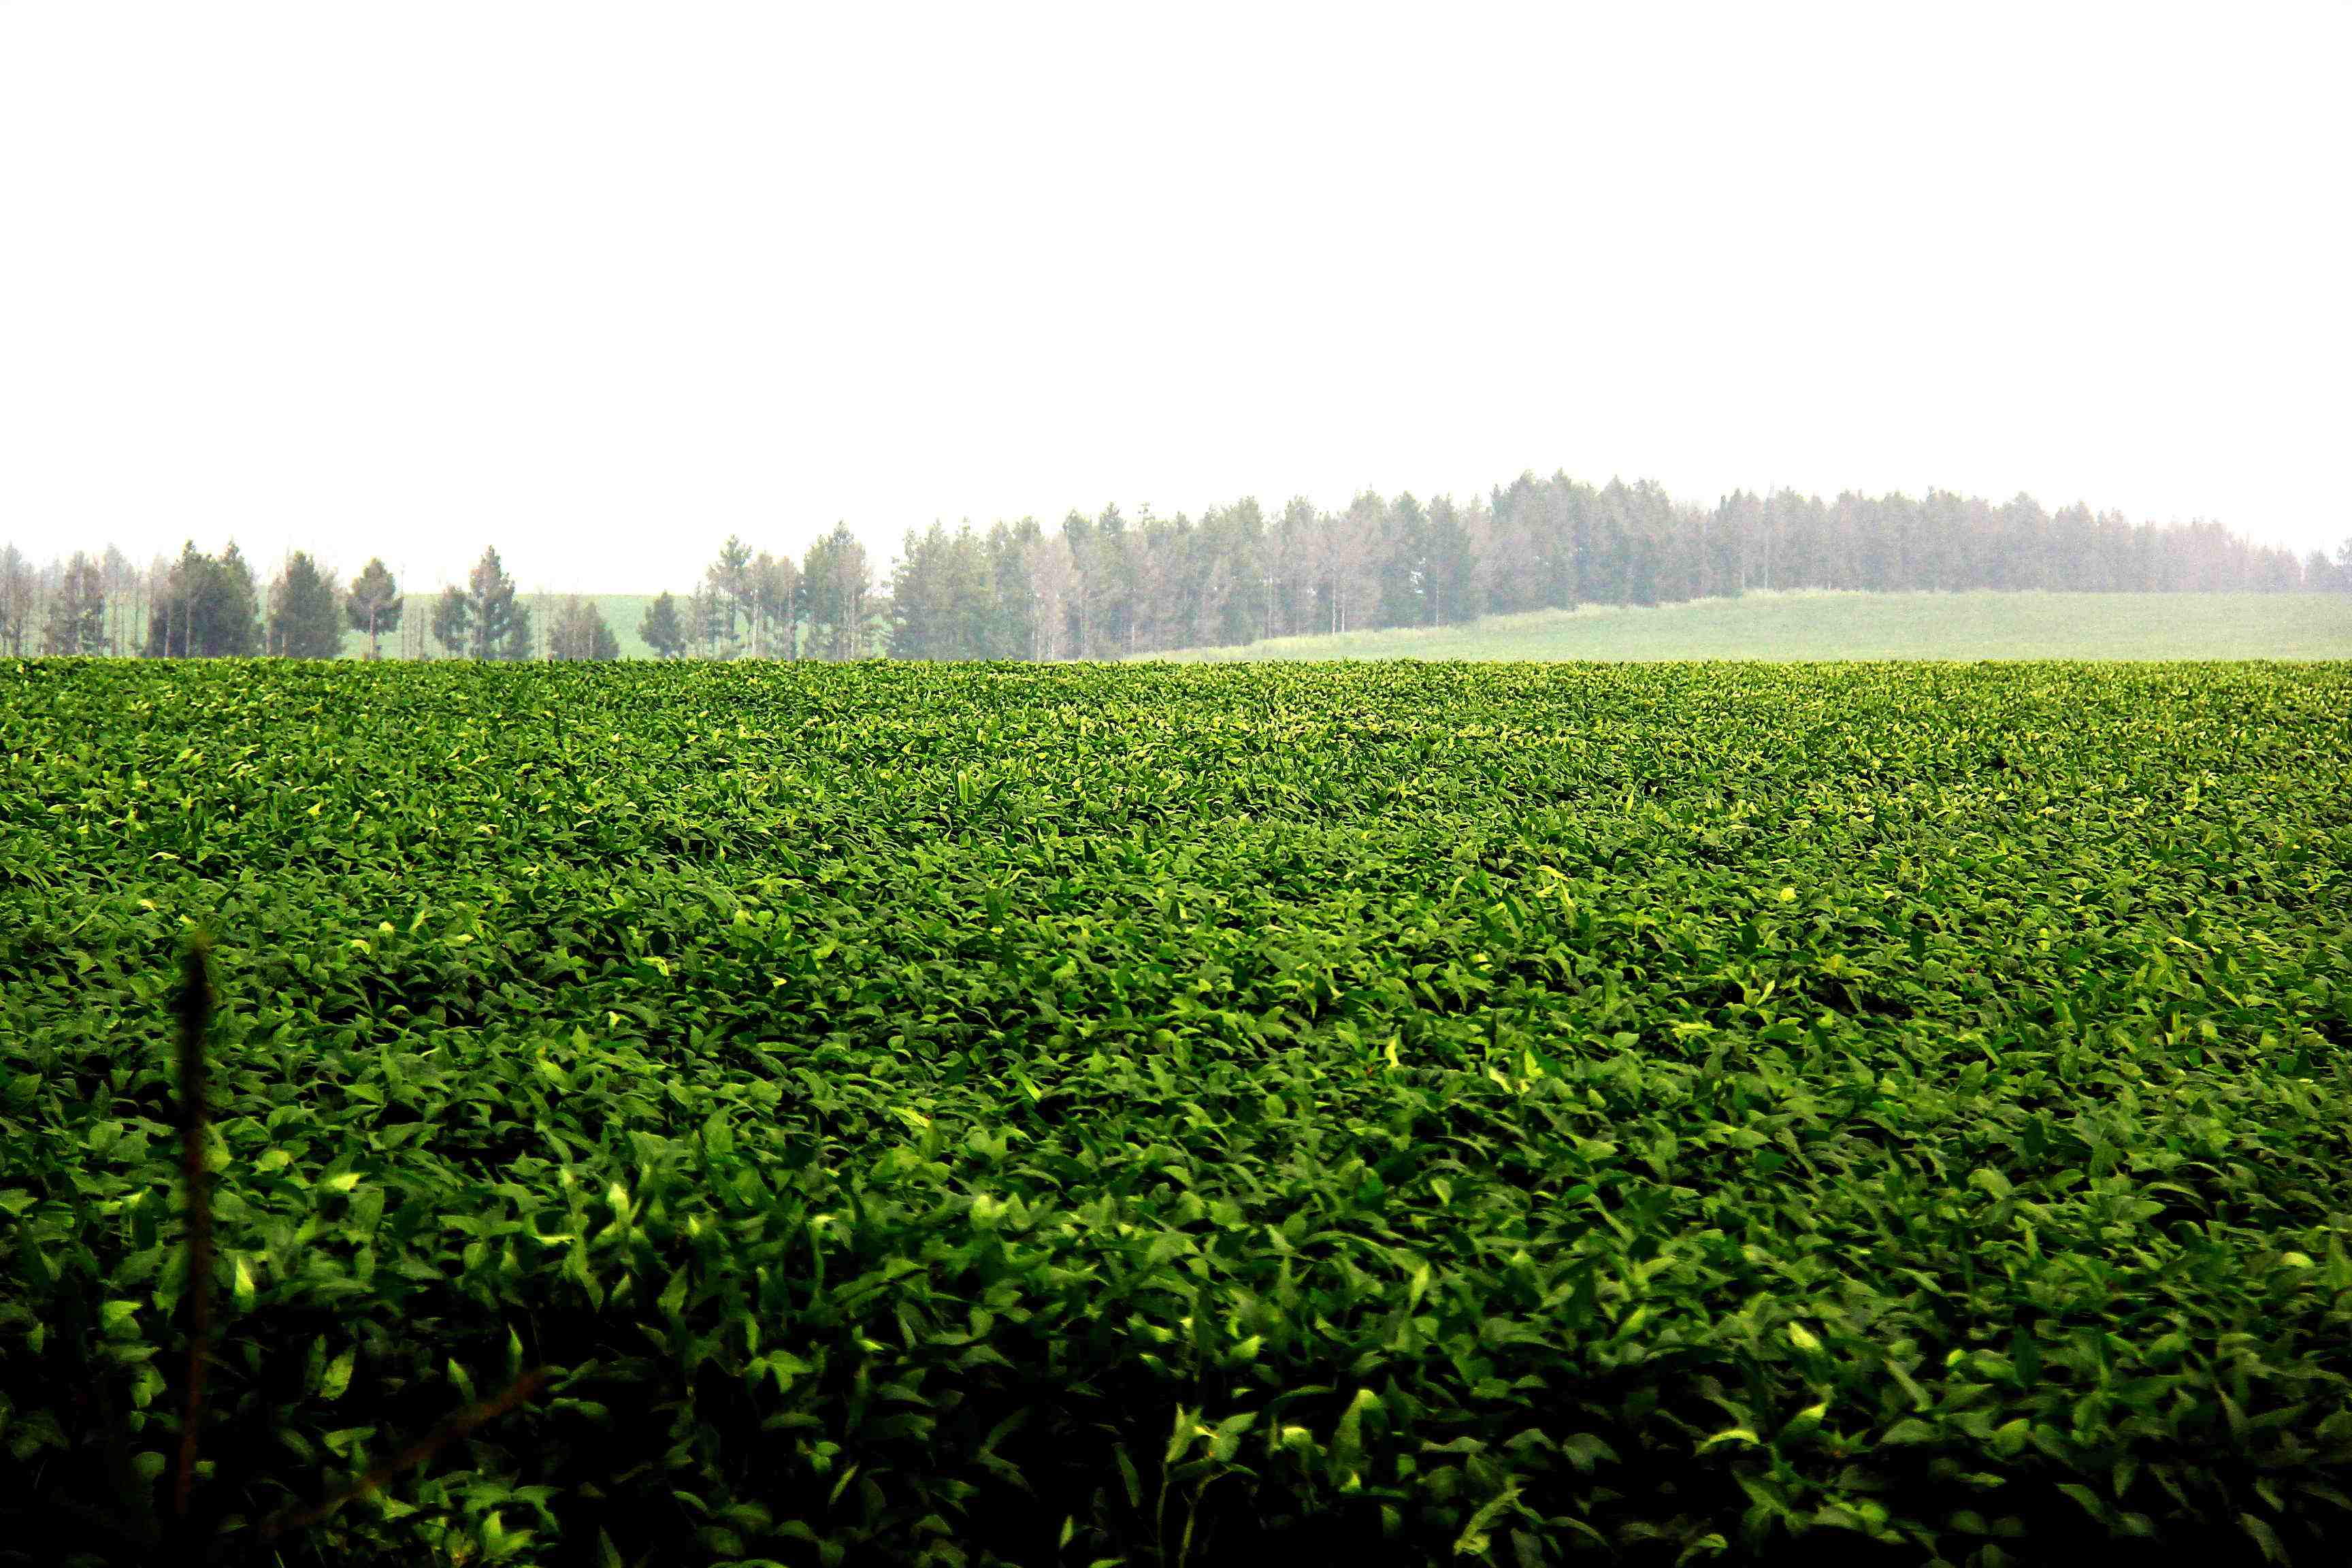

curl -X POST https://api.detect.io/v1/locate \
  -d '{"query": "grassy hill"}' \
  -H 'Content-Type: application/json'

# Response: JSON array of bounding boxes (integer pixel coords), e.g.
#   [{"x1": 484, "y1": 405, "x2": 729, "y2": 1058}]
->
[
  {"x1": 329, "y1": 589, "x2": 2352, "y2": 662},
  {"x1": 1161, "y1": 591, "x2": 2352, "y2": 662}
]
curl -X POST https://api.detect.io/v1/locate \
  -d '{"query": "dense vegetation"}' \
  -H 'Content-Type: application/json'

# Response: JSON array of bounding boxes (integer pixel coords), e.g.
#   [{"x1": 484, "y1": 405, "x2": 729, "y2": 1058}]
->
[
  {"x1": 5, "y1": 659, "x2": 2351, "y2": 1567},
  {"x1": 7, "y1": 472, "x2": 2351, "y2": 662}
]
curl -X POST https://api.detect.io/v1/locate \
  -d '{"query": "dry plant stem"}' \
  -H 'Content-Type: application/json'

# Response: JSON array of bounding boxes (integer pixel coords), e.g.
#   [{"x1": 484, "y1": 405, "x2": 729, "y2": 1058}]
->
[
  {"x1": 162, "y1": 932, "x2": 546, "y2": 1552},
  {"x1": 261, "y1": 1369, "x2": 549, "y2": 1539},
  {"x1": 172, "y1": 934, "x2": 214, "y2": 1523}
]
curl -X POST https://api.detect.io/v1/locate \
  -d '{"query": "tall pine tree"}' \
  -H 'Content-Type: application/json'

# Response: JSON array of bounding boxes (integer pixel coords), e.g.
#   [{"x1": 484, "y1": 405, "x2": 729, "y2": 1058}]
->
[
  {"x1": 640, "y1": 592, "x2": 688, "y2": 658},
  {"x1": 431, "y1": 547, "x2": 533, "y2": 659},
  {"x1": 345, "y1": 559, "x2": 404, "y2": 659},
  {"x1": 268, "y1": 552, "x2": 344, "y2": 657},
  {"x1": 40, "y1": 552, "x2": 108, "y2": 655}
]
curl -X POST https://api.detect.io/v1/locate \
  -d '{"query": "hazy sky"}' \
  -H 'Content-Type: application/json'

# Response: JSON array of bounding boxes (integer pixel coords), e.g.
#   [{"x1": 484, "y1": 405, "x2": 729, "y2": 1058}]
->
[{"x1": 3, "y1": 3, "x2": 2347, "y2": 593}]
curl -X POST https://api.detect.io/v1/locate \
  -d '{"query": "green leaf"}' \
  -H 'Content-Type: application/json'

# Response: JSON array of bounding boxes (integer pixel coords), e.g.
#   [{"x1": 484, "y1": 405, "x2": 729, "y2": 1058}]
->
[
  {"x1": 2240, "y1": 1514, "x2": 2289, "y2": 1565},
  {"x1": 1333, "y1": 1388, "x2": 1382, "y2": 1480}
]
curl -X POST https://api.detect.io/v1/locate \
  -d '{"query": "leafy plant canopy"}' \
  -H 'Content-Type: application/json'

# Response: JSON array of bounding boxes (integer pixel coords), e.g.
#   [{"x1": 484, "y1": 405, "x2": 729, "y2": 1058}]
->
[{"x1": 3, "y1": 658, "x2": 2349, "y2": 1567}]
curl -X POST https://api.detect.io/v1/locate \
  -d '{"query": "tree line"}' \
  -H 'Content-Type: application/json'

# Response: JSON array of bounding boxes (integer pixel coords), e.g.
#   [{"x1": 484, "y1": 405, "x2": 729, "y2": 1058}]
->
[
  {"x1": 0, "y1": 542, "x2": 611, "y2": 662},
  {"x1": 5, "y1": 472, "x2": 2349, "y2": 660},
  {"x1": 879, "y1": 480, "x2": 2351, "y2": 660}
]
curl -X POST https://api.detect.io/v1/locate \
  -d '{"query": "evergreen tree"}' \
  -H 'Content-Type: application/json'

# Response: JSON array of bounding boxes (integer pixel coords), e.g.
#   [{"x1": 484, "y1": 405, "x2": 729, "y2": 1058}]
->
[
  {"x1": 751, "y1": 551, "x2": 798, "y2": 658},
  {"x1": 146, "y1": 542, "x2": 262, "y2": 657},
  {"x1": 1091, "y1": 506, "x2": 1134, "y2": 655},
  {"x1": 987, "y1": 519, "x2": 1039, "y2": 657},
  {"x1": 432, "y1": 547, "x2": 532, "y2": 659},
  {"x1": 40, "y1": 552, "x2": 108, "y2": 655},
  {"x1": 345, "y1": 559, "x2": 404, "y2": 659},
  {"x1": 640, "y1": 592, "x2": 688, "y2": 658},
  {"x1": 1374, "y1": 491, "x2": 1428, "y2": 628},
  {"x1": 885, "y1": 524, "x2": 947, "y2": 659},
  {"x1": 685, "y1": 586, "x2": 726, "y2": 659},
  {"x1": 217, "y1": 544, "x2": 264, "y2": 655},
  {"x1": 267, "y1": 551, "x2": 344, "y2": 657},
  {"x1": 1422, "y1": 497, "x2": 1477, "y2": 625},
  {"x1": 429, "y1": 587, "x2": 470, "y2": 658},
  {"x1": 16, "y1": 469, "x2": 2332, "y2": 666},
  {"x1": 703, "y1": 536, "x2": 755, "y2": 655},
  {"x1": 549, "y1": 596, "x2": 621, "y2": 660},
  {"x1": 944, "y1": 524, "x2": 993, "y2": 659},
  {"x1": 802, "y1": 523, "x2": 871, "y2": 661},
  {"x1": 881, "y1": 521, "x2": 1003, "y2": 660}
]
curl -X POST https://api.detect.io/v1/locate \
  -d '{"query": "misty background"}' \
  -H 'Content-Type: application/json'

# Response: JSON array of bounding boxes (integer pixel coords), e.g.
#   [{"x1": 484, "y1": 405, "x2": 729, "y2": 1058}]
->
[
  {"x1": 12, "y1": 474, "x2": 2349, "y2": 664},
  {"x1": 3, "y1": 1, "x2": 2349, "y2": 619}
]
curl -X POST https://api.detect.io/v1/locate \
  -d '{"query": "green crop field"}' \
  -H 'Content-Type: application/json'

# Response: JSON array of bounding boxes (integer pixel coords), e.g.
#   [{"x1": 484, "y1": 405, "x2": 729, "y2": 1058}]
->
[
  {"x1": 1163, "y1": 592, "x2": 2352, "y2": 663},
  {"x1": 5, "y1": 659, "x2": 2351, "y2": 1567}
]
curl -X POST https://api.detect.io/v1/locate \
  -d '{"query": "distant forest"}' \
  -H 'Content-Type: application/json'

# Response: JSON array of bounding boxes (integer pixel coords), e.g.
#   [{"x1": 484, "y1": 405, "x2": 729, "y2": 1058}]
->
[{"x1": 5, "y1": 473, "x2": 2349, "y2": 660}]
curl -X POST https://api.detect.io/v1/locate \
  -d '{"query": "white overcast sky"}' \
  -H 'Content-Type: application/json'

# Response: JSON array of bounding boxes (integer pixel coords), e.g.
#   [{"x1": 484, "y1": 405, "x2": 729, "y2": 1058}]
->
[{"x1": 3, "y1": 3, "x2": 2347, "y2": 593}]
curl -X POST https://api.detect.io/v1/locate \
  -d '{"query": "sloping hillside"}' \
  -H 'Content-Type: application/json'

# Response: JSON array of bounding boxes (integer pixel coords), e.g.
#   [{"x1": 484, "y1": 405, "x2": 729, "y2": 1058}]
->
[{"x1": 1160, "y1": 591, "x2": 2352, "y2": 662}]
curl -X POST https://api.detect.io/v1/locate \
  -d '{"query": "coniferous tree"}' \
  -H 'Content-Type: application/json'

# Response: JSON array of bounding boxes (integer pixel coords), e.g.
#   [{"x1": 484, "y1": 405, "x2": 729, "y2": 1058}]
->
[
  {"x1": 429, "y1": 587, "x2": 470, "y2": 658},
  {"x1": 40, "y1": 552, "x2": 108, "y2": 655},
  {"x1": 148, "y1": 549, "x2": 199, "y2": 657},
  {"x1": 943, "y1": 524, "x2": 992, "y2": 659},
  {"x1": 751, "y1": 551, "x2": 798, "y2": 658},
  {"x1": 432, "y1": 548, "x2": 532, "y2": 659},
  {"x1": 1422, "y1": 497, "x2": 1476, "y2": 626},
  {"x1": 18, "y1": 470, "x2": 2327, "y2": 668},
  {"x1": 886, "y1": 523, "x2": 949, "y2": 659},
  {"x1": 1091, "y1": 506, "x2": 1134, "y2": 655},
  {"x1": 480, "y1": 551, "x2": 532, "y2": 660},
  {"x1": 704, "y1": 536, "x2": 755, "y2": 655},
  {"x1": 683, "y1": 586, "x2": 725, "y2": 659},
  {"x1": 639, "y1": 592, "x2": 688, "y2": 659},
  {"x1": 802, "y1": 523, "x2": 871, "y2": 661},
  {"x1": 1374, "y1": 492, "x2": 1428, "y2": 628},
  {"x1": 548, "y1": 596, "x2": 621, "y2": 660},
  {"x1": 345, "y1": 559, "x2": 404, "y2": 659},
  {"x1": 217, "y1": 544, "x2": 263, "y2": 655},
  {"x1": 987, "y1": 519, "x2": 1040, "y2": 657},
  {"x1": 267, "y1": 551, "x2": 344, "y2": 657},
  {"x1": 146, "y1": 542, "x2": 262, "y2": 657}
]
